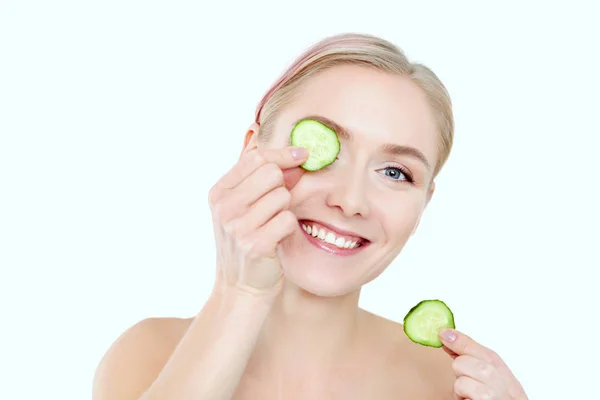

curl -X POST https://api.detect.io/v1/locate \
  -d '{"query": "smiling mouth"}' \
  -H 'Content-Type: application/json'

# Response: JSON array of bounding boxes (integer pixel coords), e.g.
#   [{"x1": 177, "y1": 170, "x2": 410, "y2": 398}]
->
[{"x1": 298, "y1": 219, "x2": 369, "y2": 252}]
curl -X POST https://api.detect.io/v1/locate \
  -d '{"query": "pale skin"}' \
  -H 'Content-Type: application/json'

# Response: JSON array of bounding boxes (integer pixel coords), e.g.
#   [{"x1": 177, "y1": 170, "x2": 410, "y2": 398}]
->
[{"x1": 92, "y1": 65, "x2": 528, "y2": 400}]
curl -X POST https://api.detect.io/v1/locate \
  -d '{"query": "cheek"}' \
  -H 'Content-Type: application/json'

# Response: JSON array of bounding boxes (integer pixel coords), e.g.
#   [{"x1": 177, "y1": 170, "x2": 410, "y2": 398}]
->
[{"x1": 375, "y1": 195, "x2": 424, "y2": 241}]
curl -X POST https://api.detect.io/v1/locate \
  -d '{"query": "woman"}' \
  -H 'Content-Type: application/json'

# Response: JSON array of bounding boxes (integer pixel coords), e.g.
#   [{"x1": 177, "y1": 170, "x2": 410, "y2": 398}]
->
[{"x1": 93, "y1": 33, "x2": 528, "y2": 400}]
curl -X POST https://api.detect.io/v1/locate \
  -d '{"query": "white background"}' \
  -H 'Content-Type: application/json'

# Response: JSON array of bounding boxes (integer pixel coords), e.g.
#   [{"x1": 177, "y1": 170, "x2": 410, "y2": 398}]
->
[{"x1": 1, "y1": 1, "x2": 599, "y2": 399}]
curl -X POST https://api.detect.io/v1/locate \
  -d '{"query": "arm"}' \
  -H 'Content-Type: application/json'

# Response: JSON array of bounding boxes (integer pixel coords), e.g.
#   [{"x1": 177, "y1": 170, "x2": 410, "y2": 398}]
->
[
  {"x1": 142, "y1": 290, "x2": 275, "y2": 400},
  {"x1": 93, "y1": 290, "x2": 276, "y2": 400},
  {"x1": 93, "y1": 145, "x2": 308, "y2": 399}
]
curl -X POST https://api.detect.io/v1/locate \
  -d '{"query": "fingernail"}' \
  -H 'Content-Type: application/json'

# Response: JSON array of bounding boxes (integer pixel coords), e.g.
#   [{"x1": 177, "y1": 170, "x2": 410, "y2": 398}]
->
[
  {"x1": 440, "y1": 329, "x2": 457, "y2": 342},
  {"x1": 291, "y1": 147, "x2": 308, "y2": 160}
]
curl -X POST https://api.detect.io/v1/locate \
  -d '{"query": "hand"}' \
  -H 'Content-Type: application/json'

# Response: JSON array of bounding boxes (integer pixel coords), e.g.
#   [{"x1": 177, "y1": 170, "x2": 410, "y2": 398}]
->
[
  {"x1": 439, "y1": 329, "x2": 528, "y2": 400},
  {"x1": 208, "y1": 145, "x2": 308, "y2": 297}
]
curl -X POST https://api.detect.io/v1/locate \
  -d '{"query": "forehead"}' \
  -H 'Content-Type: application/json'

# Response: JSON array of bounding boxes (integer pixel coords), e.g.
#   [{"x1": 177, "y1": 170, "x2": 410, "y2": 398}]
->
[{"x1": 275, "y1": 65, "x2": 439, "y2": 165}]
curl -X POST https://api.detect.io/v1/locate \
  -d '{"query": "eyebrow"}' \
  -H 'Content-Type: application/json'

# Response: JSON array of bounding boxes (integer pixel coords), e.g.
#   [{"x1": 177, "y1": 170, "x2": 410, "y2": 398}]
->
[{"x1": 294, "y1": 114, "x2": 432, "y2": 171}]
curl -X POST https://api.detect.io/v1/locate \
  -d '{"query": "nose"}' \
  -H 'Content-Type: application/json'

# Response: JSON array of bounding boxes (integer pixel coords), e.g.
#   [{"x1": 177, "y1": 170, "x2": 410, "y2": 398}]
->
[{"x1": 325, "y1": 171, "x2": 371, "y2": 218}]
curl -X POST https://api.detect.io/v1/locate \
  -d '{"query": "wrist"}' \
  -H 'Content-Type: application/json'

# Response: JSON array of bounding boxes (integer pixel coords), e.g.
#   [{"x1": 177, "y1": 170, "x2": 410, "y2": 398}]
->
[
  {"x1": 210, "y1": 282, "x2": 278, "y2": 317},
  {"x1": 213, "y1": 277, "x2": 281, "y2": 304}
]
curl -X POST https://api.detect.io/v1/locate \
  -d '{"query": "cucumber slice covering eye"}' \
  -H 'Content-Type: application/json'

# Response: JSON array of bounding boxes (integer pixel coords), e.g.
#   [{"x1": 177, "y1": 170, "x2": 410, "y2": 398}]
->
[
  {"x1": 290, "y1": 119, "x2": 340, "y2": 171},
  {"x1": 403, "y1": 299, "x2": 456, "y2": 348}
]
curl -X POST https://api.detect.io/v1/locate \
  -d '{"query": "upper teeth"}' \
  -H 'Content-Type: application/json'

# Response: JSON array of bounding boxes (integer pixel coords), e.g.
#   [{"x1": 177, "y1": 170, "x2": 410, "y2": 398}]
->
[{"x1": 301, "y1": 223, "x2": 360, "y2": 249}]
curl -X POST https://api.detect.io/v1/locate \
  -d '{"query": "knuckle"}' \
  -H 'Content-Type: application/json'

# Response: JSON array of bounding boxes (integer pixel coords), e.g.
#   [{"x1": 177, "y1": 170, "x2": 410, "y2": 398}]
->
[
  {"x1": 212, "y1": 201, "x2": 224, "y2": 220},
  {"x1": 275, "y1": 186, "x2": 292, "y2": 205},
  {"x1": 207, "y1": 185, "x2": 220, "y2": 207},
  {"x1": 451, "y1": 358, "x2": 461, "y2": 372},
  {"x1": 252, "y1": 149, "x2": 266, "y2": 165},
  {"x1": 245, "y1": 241, "x2": 267, "y2": 262},
  {"x1": 478, "y1": 361, "x2": 493, "y2": 379},
  {"x1": 222, "y1": 219, "x2": 239, "y2": 237},
  {"x1": 213, "y1": 200, "x2": 232, "y2": 223},
  {"x1": 476, "y1": 388, "x2": 494, "y2": 400},
  {"x1": 485, "y1": 349, "x2": 499, "y2": 364},
  {"x1": 265, "y1": 163, "x2": 284, "y2": 185},
  {"x1": 458, "y1": 341, "x2": 471, "y2": 355},
  {"x1": 279, "y1": 210, "x2": 297, "y2": 230},
  {"x1": 453, "y1": 377, "x2": 464, "y2": 393},
  {"x1": 238, "y1": 237, "x2": 257, "y2": 257}
]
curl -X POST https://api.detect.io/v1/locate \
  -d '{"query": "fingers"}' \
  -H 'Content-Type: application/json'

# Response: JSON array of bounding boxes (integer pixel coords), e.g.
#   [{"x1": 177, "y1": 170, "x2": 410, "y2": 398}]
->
[
  {"x1": 208, "y1": 142, "x2": 309, "y2": 295},
  {"x1": 216, "y1": 146, "x2": 308, "y2": 191},
  {"x1": 443, "y1": 331, "x2": 526, "y2": 400},
  {"x1": 209, "y1": 147, "x2": 308, "y2": 225},
  {"x1": 235, "y1": 162, "x2": 288, "y2": 206},
  {"x1": 255, "y1": 210, "x2": 298, "y2": 253},
  {"x1": 208, "y1": 146, "x2": 305, "y2": 222},
  {"x1": 439, "y1": 329, "x2": 496, "y2": 364},
  {"x1": 444, "y1": 331, "x2": 517, "y2": 399},
  {"x1": 452, "y1": 355, "x2": 498, "y2": 386},
  {"x1": 214, "y1": 161, "x2": 302, "y2": 224},
  {"x1": 239, "y1": 210, "x2": 298, "y2": 260},
  {"x1": 454, "y1": 376, "x2": 496, "y2": 400},
  {"x1": 224, "y1": 186, "x2": 291, "y2": 237}
]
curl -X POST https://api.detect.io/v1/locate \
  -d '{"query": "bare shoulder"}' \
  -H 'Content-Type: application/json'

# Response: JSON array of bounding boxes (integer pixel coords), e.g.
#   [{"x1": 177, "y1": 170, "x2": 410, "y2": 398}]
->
[
  {"x1": 360, "y1": 310, "x2": 455, "y2": 399},
  {"x1": 92, "y1": 316, "x2": 194, "y2": 400}
]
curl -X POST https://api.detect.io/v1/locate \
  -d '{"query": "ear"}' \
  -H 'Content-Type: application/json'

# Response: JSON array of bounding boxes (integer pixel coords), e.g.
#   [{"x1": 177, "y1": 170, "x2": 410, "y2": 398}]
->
[
  {"x1": 410, "y1": 180, "x2": 436, "y2": 236},
  {"x1": 241, "y1": 122, "x2": 260, "y2": 157}
]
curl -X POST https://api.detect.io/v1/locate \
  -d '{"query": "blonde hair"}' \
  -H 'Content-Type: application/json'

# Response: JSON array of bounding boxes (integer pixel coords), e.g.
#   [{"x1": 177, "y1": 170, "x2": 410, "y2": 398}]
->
[{"x1": 254, "y1": 33, "x2": 454, "y2": 178}]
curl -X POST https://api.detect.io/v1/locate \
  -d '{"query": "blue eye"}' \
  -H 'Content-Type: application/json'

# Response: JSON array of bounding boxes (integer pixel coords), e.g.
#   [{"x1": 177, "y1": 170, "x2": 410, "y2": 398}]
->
[
  {"x1": 381, "y1": 167, "x2": 414, "y2": 183},
  {"x1": 384, "y1": 167, "x2": 405, "y2": 179}
]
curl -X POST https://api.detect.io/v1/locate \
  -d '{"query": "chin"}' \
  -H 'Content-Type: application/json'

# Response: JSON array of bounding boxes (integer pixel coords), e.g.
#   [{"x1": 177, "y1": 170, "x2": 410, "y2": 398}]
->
[
  {"x1": 281, "y1": 263, "x2": 361, "y2": 297},
  {"x1": 277, "y1": 223, "x2": 379, "y2": 298}
]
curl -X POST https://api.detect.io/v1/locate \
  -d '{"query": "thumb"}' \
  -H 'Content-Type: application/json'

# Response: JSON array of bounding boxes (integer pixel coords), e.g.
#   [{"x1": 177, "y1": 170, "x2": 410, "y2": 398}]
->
[{"x1": 283, "y1": 167, "x2": 305, "y2": 190}]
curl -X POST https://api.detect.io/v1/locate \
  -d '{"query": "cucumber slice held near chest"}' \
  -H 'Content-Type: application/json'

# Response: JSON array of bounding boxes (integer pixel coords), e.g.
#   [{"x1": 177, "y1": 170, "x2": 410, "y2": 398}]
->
[
  {"x1": 290, "y1": 119, "x2": 341, "y2": 171},
  {"x1": 403, "y1": 299, "x2": 456, "y2": 348}
]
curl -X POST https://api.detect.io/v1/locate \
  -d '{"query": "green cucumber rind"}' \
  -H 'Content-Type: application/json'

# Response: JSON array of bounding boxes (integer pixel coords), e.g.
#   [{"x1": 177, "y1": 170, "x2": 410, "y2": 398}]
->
[
  {"x1": 290, "y1": 119, "x2": 340, "y2": 171},
  {"x1": 403, "y1": 299, "x2": 455, "y2": 348}
]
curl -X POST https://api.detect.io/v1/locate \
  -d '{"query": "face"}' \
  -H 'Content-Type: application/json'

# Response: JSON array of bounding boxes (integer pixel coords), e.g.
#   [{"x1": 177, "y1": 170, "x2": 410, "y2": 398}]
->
[{"x1": 250, "y1": 65, "x2": 439, "y2": 297}]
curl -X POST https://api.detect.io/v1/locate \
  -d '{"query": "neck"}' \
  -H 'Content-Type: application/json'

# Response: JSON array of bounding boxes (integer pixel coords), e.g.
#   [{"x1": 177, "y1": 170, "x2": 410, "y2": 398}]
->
[{"x1": 251, "y1": 281, "x2": 363, "y2": 375}]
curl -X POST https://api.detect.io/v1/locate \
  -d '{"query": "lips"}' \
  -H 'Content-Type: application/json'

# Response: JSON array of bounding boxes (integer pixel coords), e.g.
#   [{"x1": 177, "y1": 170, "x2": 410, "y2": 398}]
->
[{"x1": 299, "y1": 219, "x2": 368, "y2": 250}]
